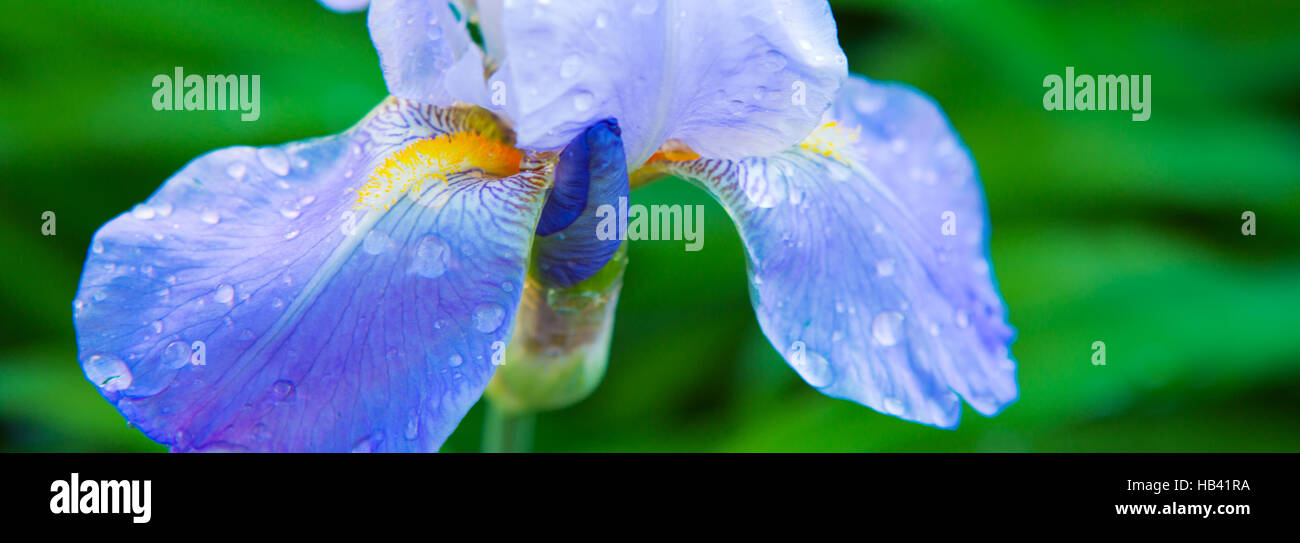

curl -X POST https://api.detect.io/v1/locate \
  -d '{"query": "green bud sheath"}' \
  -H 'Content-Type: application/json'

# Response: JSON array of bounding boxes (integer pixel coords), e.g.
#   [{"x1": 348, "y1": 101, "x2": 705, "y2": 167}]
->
[{"x1": 485, "y1": 243, "x2": 627, "y2": 413}]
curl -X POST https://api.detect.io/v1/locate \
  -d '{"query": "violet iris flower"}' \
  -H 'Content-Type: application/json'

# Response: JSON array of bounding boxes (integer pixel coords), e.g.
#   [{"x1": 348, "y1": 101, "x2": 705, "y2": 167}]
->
[{"x1": 73, "y1": 0, "x2": 1017, "y2": 452}]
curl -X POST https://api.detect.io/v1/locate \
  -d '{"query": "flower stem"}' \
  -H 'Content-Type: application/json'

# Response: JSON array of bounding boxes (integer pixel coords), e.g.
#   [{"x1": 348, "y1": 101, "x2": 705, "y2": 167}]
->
[{"x1": 482, "y1": 402, "x2": 535, "y2": 453}]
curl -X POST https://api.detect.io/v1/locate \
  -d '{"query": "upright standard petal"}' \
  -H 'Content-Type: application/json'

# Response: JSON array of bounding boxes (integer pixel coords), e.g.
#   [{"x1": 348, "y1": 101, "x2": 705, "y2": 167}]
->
[
  {"x1": 659, "y1": 75, "x2": 1017, "y2": 428},
  {"x1": 73, "y1": 98, "x2": 549, "y2": 451},
  {"x1": 368, "y1": 0, "x2": 487, "y2": 106},
  {"x1": 483, "y1": 0, "x2": 847, "y2": 165}
]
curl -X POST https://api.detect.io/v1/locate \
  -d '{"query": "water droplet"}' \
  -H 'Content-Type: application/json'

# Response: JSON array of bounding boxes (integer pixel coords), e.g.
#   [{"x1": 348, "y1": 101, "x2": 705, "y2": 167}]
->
[
  {"x1": 872, "y1": 311, "x2": 905, "y2": 346},
  {"x1": 151, "y1": 320, "x2": 164, "y2": 334},
  {"x1": 759, "y1": 50, "x2": 787, "y2": 72},
  {"x1": 427, "y1": 21, "x2": 443, "y2": 40},
  {"x1": 154, "y1": 201, "x2": 173, "y2": 217},
  {"x1": 404, "y1": 409, "x2": 420, "y2": 440},
  {"x1": 363, "y1": 231, "x2": 392, "y2": 255},
  {"x1": 594, "y1": 11, "x2": 609, "y2": 28},
  {"x1": 790, "y1": 347, "x2": 833, "y2": 388},
  {"x1": 92, "y1": 240, "x2": 104, "y2": 254},
  {"x1": 876, "y1": 259, "x2": 895, "y2": 277},
  {"x1": 280, "y1": 201, "x2": 302, "y2": 219},
  {"x1": 572, "y1": 90, "x2": 595, "y2": 111},
  {"x1": 472, "y1": 303, "x2": 505, "y2": 333},
  {"x1": 448, "y1": 354, "x2": 463, "y2": 367},
  {"x1": 86, "y1": 354, "x2": 132, "y2": 391},
  {"x1": 131, "y1": 204, "x2": 155, "y2": 220},
  {"x1": 163, "y1": 341, "x2": 190, "y2": 369},
  {"x1": 214, "y1": 284, "x2": 235, "y2": 304},
  {"x1": 501, "y1": 281, "x2": 514, "y2": 292},
  {"x1": 632, "y1": 0, "x2": 658, "y2": 15},
  {"x1": 226, "y1": 161, "x2": 248, "y2": 180},
  {"x1": 883, "y1": 397, "x2": 905, "y2": 415},
  {"x1": 955, "y1": 309, "x2": 970, "y2": 328},
  {"x1": 200, "y1": 209, "x2": 220, "y2": 225},
  {"x1": 560, "y1": 55, "x2": 584, "y2": 78},
  {"x1": 272, "y1": 380, "x2": 295, "y2": 401},
  {"x1": 257, "y1": 148, "x2": 291, "y2": 176},
  {"x1": 351, "y1": 430, "x2": 385, "y2": 453},
  {"x1": 853, "y1": 92, "x2": 885, "y2": 114},
  {"x1": 742, "y1": 166, "x2": 786, "y2": 208},
  {"x1": 410, "y1": 235, "x2": 450, "y2": 278},
  {"x1": 283, "y1": 229, "x2": 299, "y2": 240}
]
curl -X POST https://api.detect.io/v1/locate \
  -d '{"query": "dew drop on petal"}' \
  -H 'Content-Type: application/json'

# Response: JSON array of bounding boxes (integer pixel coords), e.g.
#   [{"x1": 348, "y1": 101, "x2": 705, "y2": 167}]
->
[
  {"x1": 351, "y1": 430, "x2": 385, "y2": 453},
  {"x1": 872, "y1": 311, "x2": 905, "y2": 346},
  {"x1": 86, "y1": 354, "x2": 132, "y2": 391},
  {"x1": 632, "y1": 0, "x2": 658, "y2": 15},
  {"x1": 759, "y1": 50, "x2": 787, "y2": 72},
  {"x1": 876, "y1": 259, "x2": 895, "y2": 277},
  {"x1": 572, "y1": 91, "x2": 595, "y2": 111},
  {"x1": 472, "y1": 303, "x2": 505, "y2": 333},
  {"x1": 214, "y1": 284, "x2": 235, "y2": 304},
  {"x1": 131, "y1": 204, "x2": 155, "y2": 220},
  {"x1": 163, "y1": 341, "x2": 191, "y2": 369},
  {"x1": 280, "y1": 202, "x2": 302, "y2": 220},
  {"x1": 200, "y1": 209, "x2": 220, "y2": 225},
  {"x1": 560, "y1": 55, "x2": 584, "y2": 78},
  {"x1": 404, "y1": 409, "x2": 420, "y2": 440},
  {"x1": 790, "y1": 347, "x2": 833, "y2": 388},
  {"x1": 226, "y1": 162, "x2": 248, "y2": 180},
  {"x1": 410, "y1": 235, "x2": 450, "y2": 278},
  {"x1": 363, "y1": 231, "x2": 392, "y2": 255},
  {"x1": 448, "y1": 354, "x2": 463, "y2": 367},
  {"x1": 257, "y1": 148, "x2": 291, "y2": 176},
  {"x1": 272, "y1": 380, "x2": 295, "y2": 401}
]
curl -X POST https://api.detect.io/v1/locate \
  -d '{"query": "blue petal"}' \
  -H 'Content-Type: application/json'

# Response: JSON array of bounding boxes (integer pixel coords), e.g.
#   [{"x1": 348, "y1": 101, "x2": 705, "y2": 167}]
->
[
  {"x1": 483, "y1": 0, "x2": 847, "y2": 164},
  {"x1": 533, "y1": 120, "x2": 629, "y2": 288},
  {"x1": 664, "y1": 75, "x2": 1017, "y2": 428},
  {"x1": 368, "y1": 0, "x2": 485, "y2": 106},
  {"x1": 73, "y1": 98, "x2": 549, "y2": 452}
]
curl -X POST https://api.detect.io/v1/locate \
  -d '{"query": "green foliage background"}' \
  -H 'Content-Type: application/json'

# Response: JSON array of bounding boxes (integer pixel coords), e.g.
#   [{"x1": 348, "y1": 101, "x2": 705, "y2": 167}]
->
[{"x1": 1, "y1": 0, "x2": 1297, "y2": 452}]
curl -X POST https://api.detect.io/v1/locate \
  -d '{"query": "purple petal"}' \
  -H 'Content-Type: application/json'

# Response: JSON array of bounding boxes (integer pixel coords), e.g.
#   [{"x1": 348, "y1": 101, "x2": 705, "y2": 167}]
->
[
  {"x1": 533, "y1": 119, "x2": 629, "y2": 287},
  {"x1": 368, "y1": 0, "x2": 485, "y2": 106},
  {"x1": 73, "y1": 98, "x2": 549, "y2": 451},
  {"x1": 664, "y1": 75, "x2": 1017, "y2": 427},
  {"x1": 484, "y1": 0, "x2": 847, "y2": 164}
]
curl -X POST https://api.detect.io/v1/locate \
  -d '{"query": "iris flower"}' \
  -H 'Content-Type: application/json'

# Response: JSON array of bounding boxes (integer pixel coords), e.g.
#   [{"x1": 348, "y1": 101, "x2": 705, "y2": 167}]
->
[{"x1": 73, "y1": 0, "x2": 1017, "y2": 452}]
